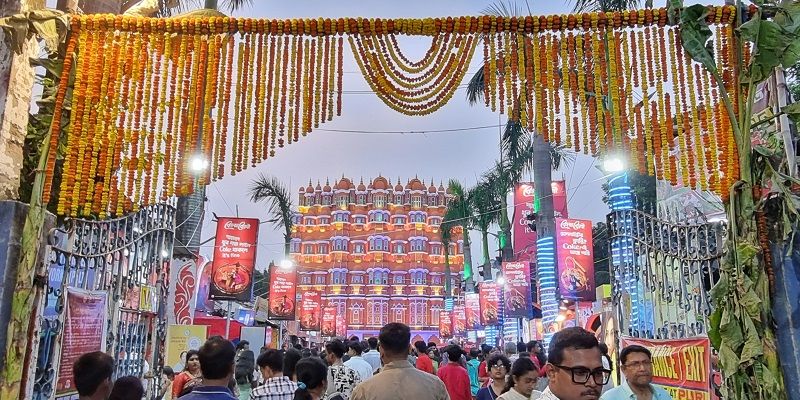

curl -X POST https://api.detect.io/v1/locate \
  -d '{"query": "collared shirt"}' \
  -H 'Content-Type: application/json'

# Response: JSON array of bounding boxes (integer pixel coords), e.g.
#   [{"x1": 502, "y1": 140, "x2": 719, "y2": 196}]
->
[
  {"x1": 350, "y1": 360, "x2": 450, "y2": 400},
  {"x1": 533, "y1": 387, "x2": 560, "y2": 400},
  {"x1": 466, "y1": 359, "x2": 480, "y2": 396},
  {"x1": 600, "y1": 381, "x2": 673, "y2": 400},
  {"x1": 344, "y1": 356, "x2": 374, "y2": 381},
  {"x1": 437, "y1": 363, "x2": 472, "y2": 400},
  {"x1": 178, "y1": 385, "x2": 237, "y2": 400},
  {"x1": 250, "y1": 376, "x2": 297, "y2": 400},
  {"x1": 362, "y1": 350, "x2": 382, "y2": 372}
]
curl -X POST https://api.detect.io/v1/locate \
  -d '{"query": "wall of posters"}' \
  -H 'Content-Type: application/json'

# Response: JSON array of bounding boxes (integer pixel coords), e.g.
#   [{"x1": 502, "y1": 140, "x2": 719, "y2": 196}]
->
[
  {"x1": 165, "y1": 325, "x2": 208, "y2": 372},
  {"x1": 321, "y1": 307, "x2": 337, "y2": 337},
  {"x1": 439, "y1": 310, "x2": 453, "y2": 338},
  {"x1": 620, "y1": 337, "x2": 717, "y2": 400},
  {"x1": 502, "y1": 261, "x2": 532, "y2": 317},
  {"x1": 298, "y1": 290, "x2": 322, "y2": 331},
  {"x1": 555, "y1": 218, "x2": 595, "y2": 301},
  {"x1": 464, "y1": 293, "x2": 481, "y2": 329},
  {"x1": 268, "y1": 265, "x2": 298, "y2": 320},
  {"x1": 210, "y1": 217, "x2": 259, "y2": 301},
  {"x1": 56, "y1": 288, "x2": 109, "y2": 395},
  {"x1": 452, "y1": 305, "x2": 467, "y2": 336},
  {"x1": 479, "y1": 282, "x2": 500, "y2": 326}
]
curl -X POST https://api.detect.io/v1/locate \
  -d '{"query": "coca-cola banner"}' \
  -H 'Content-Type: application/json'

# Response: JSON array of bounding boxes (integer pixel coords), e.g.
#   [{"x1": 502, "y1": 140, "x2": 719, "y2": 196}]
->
[
  {"x1": 479, "y1": 282, "x2": 500, "y2": 326},
  {"x1": 298, "y1": 290, "x2": 322, "y2": 331},
  {"x1": 464, "y1": 293, "x2": 481, "y2": 329},
  {"x1": 268, "y1": 264, "x2": 297, "y2": 320},
  {"x1": 452, "y1": 305, "x2": 467, "y2": 337},
  {"x1": 513, "y1": 182, "x2": 568, "y2": 259},
  {"x1": 210, "y1": 217, "x2": 260, "y2": 301},
  {"x1": 502, "y1": 261, "x2": 532, "y2": 318},
  {"x1": 555, "y1": 218, "x2": 595, "y2": 301},
  {"x1": 321, "y1": 307, "x2": 337, "y2": 337},
  {"x1": 439, "y1": 310, "x2": 453, "y2": 338}
]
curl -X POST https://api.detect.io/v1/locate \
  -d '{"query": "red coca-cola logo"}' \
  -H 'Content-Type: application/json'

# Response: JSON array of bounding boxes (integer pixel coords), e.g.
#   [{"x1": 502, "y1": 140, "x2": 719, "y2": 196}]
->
[
  {"x1": 560, "y1": 219, "x2": 586, "y2": 230},
  {"x1": 521, "y1": 185, "x2": 535, "y2": 197},
  {"x1": 224, "y1": 220, "x2": 252, "y2": 231}
]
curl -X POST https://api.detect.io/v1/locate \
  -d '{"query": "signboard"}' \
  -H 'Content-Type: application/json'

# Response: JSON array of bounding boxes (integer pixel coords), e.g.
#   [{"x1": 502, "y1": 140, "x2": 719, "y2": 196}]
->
[
  {"x1": 479, "y1": 282, "x2": 500, "y2": 326},
  {"x1": 555, "y1": 218, "x2": 595, "y2": 301},
  {"x1": 268, "y1": 265, "x2": 298, "y2": 320},
  {"x1": 298, "y1": 290, "x2": 322, "y2": 331},
  {"x1": 620, "y1": 337, "x2": 717, "y2": 400},
  {"x1": 336, "y1": 315, "x2": 348, "y2": 337},
  {"x1": 165, "y1": 325, "x2": 207, "y2": 372},
  {"x1": 464, "y1": 293, "x2": 481, "y2": 329},
  {"x1": 210, "y1": 217, "x2": 259, "y2": 301},
  {"x1": 240, "y1": 326, "x2": 267, "y2": 353},
  {"x1": 439, "y1": 310, "x2": 453, "y2": 338},
  {"x1": 56, "y1": 288, "x2": 109, "y2": 395},
  {"x1": 452, "y1": 305, "x2": 467, "y2": 336},
  {"x1": 321, "y1": 307, "x2": 337, "y2": 337},
  {"x1": 513, "y1": 181, "x2": 569, "y2": 259},
  {"x1": 502, "y1": 261, "x2": 532, "y2": 317}
]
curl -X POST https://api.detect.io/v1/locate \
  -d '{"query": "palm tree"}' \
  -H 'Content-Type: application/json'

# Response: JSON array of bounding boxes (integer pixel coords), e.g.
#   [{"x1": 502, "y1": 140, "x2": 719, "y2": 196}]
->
[
  {"x1": 249, "y1": 174, "x2": 295, "y2": 257},
  {"x1": 444, "y1": 180, "x2": 475, "y2": 289},
  {"x1": 571, "y1": 0, "x2": 641, "y2": 13},
  {"x1": 440, "y1": 219, "x2": 454, "y2": 299},
  {"x1": 151, "y1": 0, "x2": 253, "y2": 16},
  {"x1": 468, "y1": 180, "x2": 500, "y2": 280}
]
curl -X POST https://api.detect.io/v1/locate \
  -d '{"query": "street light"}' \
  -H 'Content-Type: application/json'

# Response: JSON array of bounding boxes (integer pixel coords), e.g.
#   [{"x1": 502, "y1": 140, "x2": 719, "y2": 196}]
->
[
  {"x1": 280, "y1": 259, "x2": 294, "y2": 269},
  {"x1": 190, "y1": 154, "x2": 209, "y2": 173},
  {"x1": 496, "y1": 275, "x2": 506, "y2": 286},
  {"x1": 602, "y1": 157, "x2": 625, "y2": 173}
]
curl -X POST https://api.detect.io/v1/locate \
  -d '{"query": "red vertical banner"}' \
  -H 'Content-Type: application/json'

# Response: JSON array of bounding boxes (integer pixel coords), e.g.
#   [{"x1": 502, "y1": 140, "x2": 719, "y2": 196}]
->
[
  {"x1": 464, "y1": 293, "x2": 481, "y2": 329},
  {"x1": 335, "y1": 314, "x2": 348, "y2": 337},
  {"x1": 56, "y1": 288, "x2": 108, "y2": 395},
  {"x1": 210, "y1": 217, "x2": 260, "y2": 301},
  {"x1": 321, "y1": 307, "x2": 337, "y2": 337},
  {"x1": 555, "y1": 218, "x2": 596, "y2": 301},
  {"x1": 502, "y1": 261, "x2": 532, "y2": 317},
  {"x1": 479, "y1": 282, "x2": 500, "y2": 326},
  {"x1": 551, "y1": 181, "x2": 569, "y2": 218},
  {"x1": 298, "y1": 290, "x2": 322, "y2": 331},
  {"x1": 452, "y1": 305, "x2": 467, "y2": 337},
  {"x1": 268, "y1": 264, "x2": 297, "y2": 320},
  {"x1": 439, "y1": 310, "x2": 453, "y2": 338},
  {"x1": 513, "y1": 183, "x2": 538, "y2": 258}
]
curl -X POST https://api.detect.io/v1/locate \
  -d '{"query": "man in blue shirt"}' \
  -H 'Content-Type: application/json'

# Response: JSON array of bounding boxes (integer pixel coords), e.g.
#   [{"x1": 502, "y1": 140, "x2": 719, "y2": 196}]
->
[
  {"x1": 600, "y1": 345, "x2": 673, "y2": 400},
  {"x1": 181, "y1": 336, "x2": 238, "y2": 400}
]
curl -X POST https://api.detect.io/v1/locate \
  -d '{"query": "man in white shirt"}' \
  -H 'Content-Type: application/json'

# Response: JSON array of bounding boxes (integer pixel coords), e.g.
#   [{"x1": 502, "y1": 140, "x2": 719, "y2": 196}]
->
[
  {"x1": 362, "y1": 337, "x2": 382, "y2": 373},
  {"x1": 344, "y1": 340, "x2": 373, "y2": 381}
]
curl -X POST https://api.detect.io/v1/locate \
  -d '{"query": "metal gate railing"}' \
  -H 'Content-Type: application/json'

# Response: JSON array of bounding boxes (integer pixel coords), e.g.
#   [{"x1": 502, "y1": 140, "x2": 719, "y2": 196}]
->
[
  {"x1": 607, "y1": 209, "x2": 725, "y2": 339},
  {"x1": 33, "y1": 203, "x2": 175, "y2": 400}
]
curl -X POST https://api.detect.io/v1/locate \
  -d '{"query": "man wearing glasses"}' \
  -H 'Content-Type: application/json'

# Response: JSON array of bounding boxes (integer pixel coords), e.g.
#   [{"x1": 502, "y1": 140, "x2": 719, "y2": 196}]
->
[
  {"x1": 537, "y1": 327, "x2": 609, "y2": 400},
  {"x1": 600, "y1": 345, "x2": 673, "y2": 400}
]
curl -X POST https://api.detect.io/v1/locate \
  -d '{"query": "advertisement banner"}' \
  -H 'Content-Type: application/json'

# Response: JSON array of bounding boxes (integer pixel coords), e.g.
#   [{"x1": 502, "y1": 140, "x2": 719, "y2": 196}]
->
[
  {"x1": 56, "y1": 288, "x2": 109, "y2": 395},
  {"x1": 439, "y1": 310, "x2": 453, "y2": 338},
  {"x1": 513, "y1": 181, "x2": 568, "y2": 259},
  {"x1": 479, "y1": 282, "x2": 500, "y2": 326},
  {"x1": 336, "y1": 315, "x2": 348, "y2": 337},
  {"x1": 321, "y1": 307, "x2": 337, "y2": 337},
  {"x1": 464, "y1": 293, "x2": 481, "y2": 329},
  {"x1": 502, "y1": 261, "x2": 532, "y2": 317},
  {"x1": 298, "y1": 290, "x2": 322, "y2": 331},
  {"x1": 210, "y1": 217, "x2": 260, "y2": 301},
  {"x1": 452, "y1": 305, "x2": 467, "y2": 336},
  {"x1": 165, "y1": 325, "x2": 208, "y2": 372},
  {"x1": 268, "y1": 265, "x2": 298, "y2": 320},
  {"x1": 620, "y1": 337, "x2": 717, "y2": 400},
  {"x1": 555, "y1": 218, "x2": 596, "y2": 301}
]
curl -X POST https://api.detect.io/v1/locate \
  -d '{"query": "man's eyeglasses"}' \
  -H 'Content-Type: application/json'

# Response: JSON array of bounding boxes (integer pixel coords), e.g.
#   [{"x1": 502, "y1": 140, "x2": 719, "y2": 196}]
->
[
  {"x1": 551, "y1": 364, "x2": 611, "y2": 385},
  {"x1": 623, "y1": 360, "x2": 653, "y2": 370}
]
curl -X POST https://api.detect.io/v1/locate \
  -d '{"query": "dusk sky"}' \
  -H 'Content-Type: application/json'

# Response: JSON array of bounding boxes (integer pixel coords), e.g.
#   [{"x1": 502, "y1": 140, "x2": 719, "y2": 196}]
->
[{"x1": 199, "y1": 0, "x2": 722, "y2": 269}]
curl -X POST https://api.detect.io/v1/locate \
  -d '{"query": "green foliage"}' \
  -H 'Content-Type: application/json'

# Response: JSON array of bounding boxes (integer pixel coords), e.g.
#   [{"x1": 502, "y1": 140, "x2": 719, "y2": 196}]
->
[
  {"x1": 249, "y1": 175, "x2": 295, "y2": 254},
  {"x1": 253, "y1": 268, "x2": 269, "y2": 299},
  {"x1": 679, "y1": 5, "x2": 718, "y2": 75},
  {"x1": 600, "y1": 171, "x2": 657, "y2": 211}
]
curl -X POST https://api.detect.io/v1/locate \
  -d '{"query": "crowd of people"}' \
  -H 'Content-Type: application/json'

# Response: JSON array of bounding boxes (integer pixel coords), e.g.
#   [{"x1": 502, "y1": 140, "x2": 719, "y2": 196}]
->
[{"x1": 71, "y1": 324, "x2": 670, "y2": 400}]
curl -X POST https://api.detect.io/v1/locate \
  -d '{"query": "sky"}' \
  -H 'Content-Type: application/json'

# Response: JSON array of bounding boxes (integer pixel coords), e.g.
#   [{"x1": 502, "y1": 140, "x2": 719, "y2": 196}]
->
[{"x1": 198, "y1": 0, "x2": 723, "y2": 269}]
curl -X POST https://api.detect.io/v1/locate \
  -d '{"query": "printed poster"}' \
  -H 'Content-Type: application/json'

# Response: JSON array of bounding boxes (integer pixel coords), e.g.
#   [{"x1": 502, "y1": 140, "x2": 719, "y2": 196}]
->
[
  {"x1": 56, "y1": 288, "x2": 109, "y2": 395},
  {"x1": 502, "y1": 261, "x2": 532, "y2": 317},
  {"x1": 321, "y1": 307, "x2": 337, "y2": 337},
  {"x1": 479, "y1": 282, "x2": 500, "y2": 326},
  {"x1": 555, "y1": 218, "x2": 596, "y2": 301},
  {"x1": 165, "y1": 325, "x2": 208, "y2": 372},
  {"x1": 298, "y1": 290, "x2": 322, "y2": 331},
  {"x1": 452, "y1": 305, "x2": 467, "y2": 336},
  {"x1": 439, "y1": 310, "x2": 453, "y2": 338},
  {"x1": 620, "y1": 337, "x2": 717, "y2": 400},
  {"x1": 464, "y1": 293, "x2": 481, "y2": 329},
  {"x1": 513, "y1": 181, "x2": 568, "y2": 259},
  {"x1": 268, "y1": 264, "x2": 298, "y2": 320},
  {"x1": 210, "y1": 217, "x2": 259, "y2": 301},
  {"x1": 336, "y1": 315, "x2": 348, "y2": 337}
]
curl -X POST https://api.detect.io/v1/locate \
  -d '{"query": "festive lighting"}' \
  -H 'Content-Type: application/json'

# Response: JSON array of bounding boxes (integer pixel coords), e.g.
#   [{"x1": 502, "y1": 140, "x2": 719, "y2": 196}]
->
[
  {"x1": 602, "y1": 157, "x2": 625, "y2": 173},
  {"x1": 536, "y1": 236, "x2": 557, "y2": 346},
  {"x1": 280, "y1": 259, "x2": 294, "y2": 269}
]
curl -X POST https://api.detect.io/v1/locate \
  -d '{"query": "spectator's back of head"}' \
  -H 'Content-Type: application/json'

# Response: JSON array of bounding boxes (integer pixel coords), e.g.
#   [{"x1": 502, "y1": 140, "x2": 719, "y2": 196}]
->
[
  {"x1": 504, "y1": 342, "x2": 517, "y2": 355},
  {"x1": 325, "y1": 339, "x2": 347, "y2": 359},
  {"x1": 162, "y1": 366, "x2": 175, "y2": 380},
  {"x1": 349, "y1": 335, "x2": 360, "y2": 342},
  {"x1": 347, "y1": 340, "x2": 364, "y2": 356},
  {"x1": 73, "y1": 351, "x2": 114, "y2": 398},
  {"x1": 547, "y1": 327, "x2": 600, "y2": 365},
  {"x1": 257, "y1": 349, "x2": 284, "y2": 374},
  {"x1": 283, "y1": 348, "x2": 303, "y2": 378},
  {"x1": 108, "y1": 375, "x2": 144, "y2": 400},
  {"x1": 414, "y1": 340, "x2": 428, "y2": 355},
  {"x1": 469, "y1": 348, "x2": 480, "y2": 359},
  {"x1": 199, "y1": 336, "x2": 236, "y2": 380},
  {"x1": 367, "y1": 336, "x2": 378, "y2": 350},
  {"x1": 293, "y1": 357, "x2": 328, "y2": 400},
  {"x1": 516, "y1": 341, "x2": 527, "y2": 353},
  {"x1": 378, "y1": 323, "x2": 411, "y2": 357},
  {"x1": 444, "y1": 345, "x2": 463, "y2": 362}
]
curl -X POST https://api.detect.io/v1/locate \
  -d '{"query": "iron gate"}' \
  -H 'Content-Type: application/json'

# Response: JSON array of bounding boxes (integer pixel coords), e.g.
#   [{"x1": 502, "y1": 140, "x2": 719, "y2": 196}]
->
[
  {"x1": 607, "y1": 209, "x2": 725, "y2": 339},
  {"x1": 33, "y1": 203, "x2": 176, "y2": 400}
]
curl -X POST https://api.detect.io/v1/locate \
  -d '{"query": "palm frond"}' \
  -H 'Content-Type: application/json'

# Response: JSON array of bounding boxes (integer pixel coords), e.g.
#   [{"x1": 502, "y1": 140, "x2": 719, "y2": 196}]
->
[
  {"x1": 156, "y1": 0, "x2": 253, "y2": 16},
  {"x1": 466, "y1": 65, "x2": 485, "y2": 106},
  {"x1": 501, "y1": 118, "x2": 531, "y2": 165},
  {"x1": 550, "y1": 143, "x2": 576, "y2": 171},
  {"x1": 249, "y1": 174, "x2": 294, "y2": 237},
  {"x1": 482, "y1": 0, "x2": 525, "y2": 17},
  {"x1": 570, "y1": 0, "x2": 640, "y2": 13},
  {"x1": 469, "y1": 181, "x2": 500, "y2": 231}
]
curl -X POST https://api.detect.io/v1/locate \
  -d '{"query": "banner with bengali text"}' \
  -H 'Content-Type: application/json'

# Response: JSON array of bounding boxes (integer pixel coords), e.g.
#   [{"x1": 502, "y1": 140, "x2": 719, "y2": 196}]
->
[
  {"x1": 620, "y1": 336, "x2": 718, "y2": 400},
  {"x1": 465, "y1": 293, "x2": 481, "y2": 329},
  {"x1": 513, "y1": 181, "x2": 568, "y2": 259},
  {"x1": 321, "y1": 307, "x2": 337, "y2": 337},
  {"x1": 165, "y1": 325, "x2": 208, "y2": 372},
  {"x1": 452, "y1": 305, "x2": 467, "y2": 336},
  {"x1": 210, "y1": 217, "x2": 259, "y2": 301},
  {"x1": 439, "y1": 310, "x2": 453, "y2": 338},
  {"x1": 479, "y1": 282, "x2": 500, "y2": 326},
  {"x1": 268, "y1": 264, "x2": 297, "y2": 320},
  {"x1": 502, "y1": 261, "x2": 532, "y2": 317},
  {"x1": 555, "y1": 218, "x2": 595, "y2": 301},
  {"x1": 56, "y1": 288, "x2": 109, "y2": 395},
  {"x1": 298, "y1": 290, "x2": 322, "y2": 331}
]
